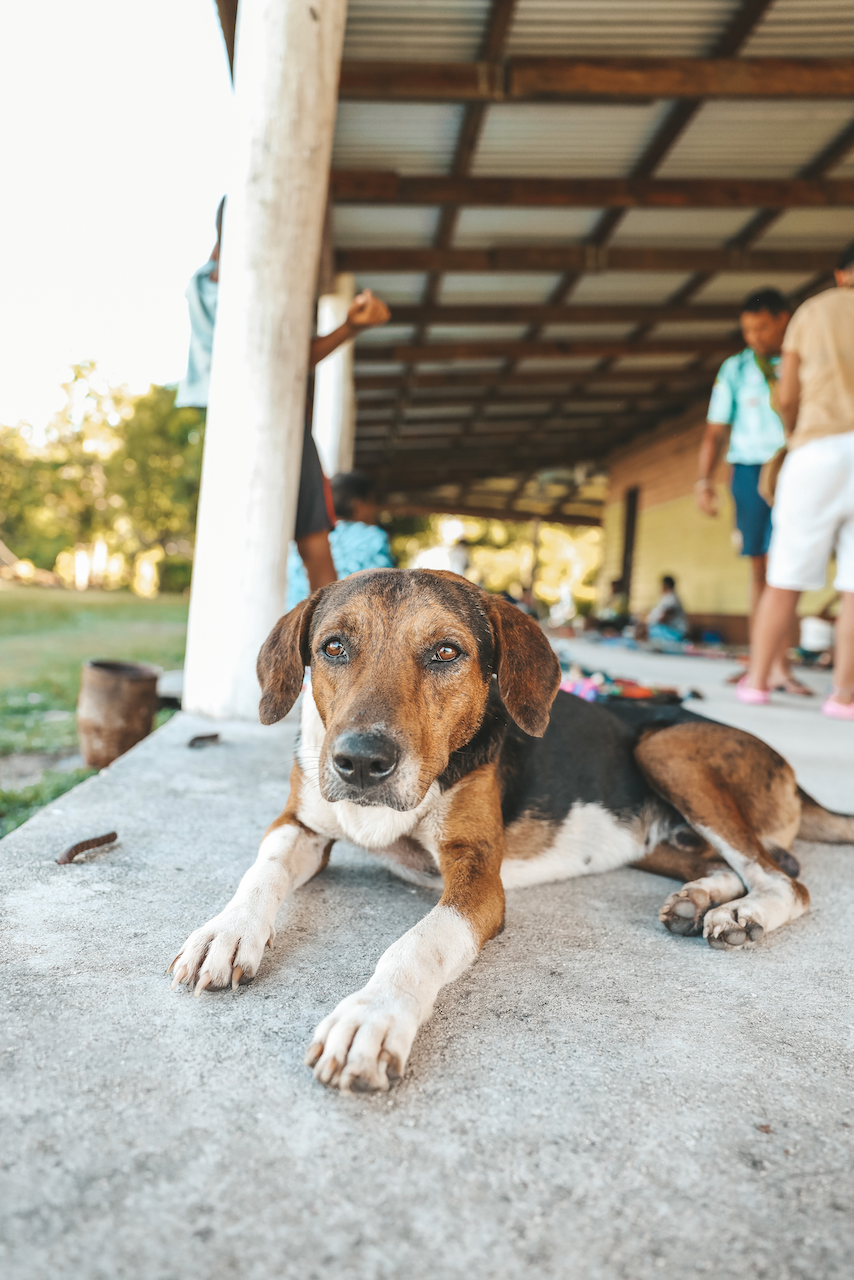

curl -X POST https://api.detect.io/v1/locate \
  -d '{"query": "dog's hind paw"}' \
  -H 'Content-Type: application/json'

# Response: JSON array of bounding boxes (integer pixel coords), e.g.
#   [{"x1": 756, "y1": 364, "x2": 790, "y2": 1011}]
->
[
  {"x1": 168, "y1": 908, "x2": 275, "y2": 993},
  {"x1": 306, "y1": 987, "x2": 418, "y2": 1093},
  {"x1": 660, "y1": 869, "x2": 745, "y2": 937},
  {"x1": 703, "y1": 902, "x2": 766, "y2": 949}
]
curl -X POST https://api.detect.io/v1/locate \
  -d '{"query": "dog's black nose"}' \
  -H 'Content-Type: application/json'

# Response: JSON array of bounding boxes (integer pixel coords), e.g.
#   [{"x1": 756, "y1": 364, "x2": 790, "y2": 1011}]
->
[{"x1": 331, "y1": 731, "x2": 399, "y2": 789}]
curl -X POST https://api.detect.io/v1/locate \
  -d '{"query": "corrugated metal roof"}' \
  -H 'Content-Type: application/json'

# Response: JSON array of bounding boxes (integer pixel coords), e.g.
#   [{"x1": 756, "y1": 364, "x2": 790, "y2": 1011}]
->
[
  {"x1": 342, "y1": 0, "x2": 490, "y2": 62},
  {"x1": 650, "y1": 320, "x2": 738, "y2": 338},
  {"x1": 439, "y1": 273, "x2": 561, "y2": 303},
  {"x1": 414, "y1": 358, "x2": 506, "y2": 370},
  {"x1": 757, "y1": 209, "x2": 854, "y2": 249},
  {"x1": 427, "y1": 324, "x2": 529, "y2": 341},
  {"x1": 541, "y1": 323, "x2": 636, "y2": 340},
  {"x1": 352, "y1": 361, "x2": 407, "y2": 373},
  {"x1": 332, "y1": 103, "x2": 463, "y2": 175},
  {"x1": 516, "y1": 356, "x2": 601, "y2": 371},
  {"x1": 484, "y1": 401, "x2": 553, "y2": 415},
  {"x1": 454, "y1": 207, "x2": 600, "y2": 246},
  {"x1": 334, "y1": 206, "x2": 439, "y2": 248},
  {"x1": 350, "y1": 273, "x2": 428, "y2": 303},
  {"x1": 354, "y1": 325, "x2": 415, "y2": 344},
  {"x1": 693, "y1": 272, "x2": 817, "y2": 303},
  {"x1": 659, "y1": 102, "x2": 854, "y2": 179},
  {"x1": 506, "y1": 0, "x2": 742, "y2": 57},
  {"x1": 832, "y1": 146, "x2": 854, "y2": 180},
  {"x1": 472, "y1": 103, "x2": 672, "y2": 178},
  {"x1": 404, "y1": 404, "x2": 473, "y2": 419},
  {"x1": 610, "y1": 209, "x2": 756, "y2": 247},
  {"x1": 743, "y1": 0, "x2": 854, "y2": 57},
  {"x1": 613, "y1": 354, "x2": 695, "y2": 370},
  {"x1": 570, "y1": 272, "x2": 692, "y2": 304}
]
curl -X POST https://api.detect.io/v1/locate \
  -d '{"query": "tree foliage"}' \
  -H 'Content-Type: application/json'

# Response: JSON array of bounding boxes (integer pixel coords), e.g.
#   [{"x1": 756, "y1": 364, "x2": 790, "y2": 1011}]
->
[{"x1": 0, "y1": 364, "x2": 204, "y2": 589}]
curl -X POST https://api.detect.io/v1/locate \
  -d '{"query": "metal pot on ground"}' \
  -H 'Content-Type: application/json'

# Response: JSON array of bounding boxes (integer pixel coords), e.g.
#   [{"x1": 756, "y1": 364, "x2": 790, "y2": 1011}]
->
[{"x1": 76, "y1": 661, "x2": 161, "y2": 768}]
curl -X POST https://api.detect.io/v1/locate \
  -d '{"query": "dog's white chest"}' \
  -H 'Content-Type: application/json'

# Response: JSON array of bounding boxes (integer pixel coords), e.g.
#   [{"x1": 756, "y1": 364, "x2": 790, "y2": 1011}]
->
[{"x1": 295, "y1": 688, "x2": 442, "y2": 857}]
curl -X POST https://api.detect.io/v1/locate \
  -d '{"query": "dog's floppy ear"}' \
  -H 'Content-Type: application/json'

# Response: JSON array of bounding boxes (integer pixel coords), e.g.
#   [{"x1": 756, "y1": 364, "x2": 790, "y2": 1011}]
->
[
  {"x1": 256, "y1": 593, "x2": 322, "y2": 725},
  {"x1": 485, "y1": 594, "x2": 560, "y2": 737}
]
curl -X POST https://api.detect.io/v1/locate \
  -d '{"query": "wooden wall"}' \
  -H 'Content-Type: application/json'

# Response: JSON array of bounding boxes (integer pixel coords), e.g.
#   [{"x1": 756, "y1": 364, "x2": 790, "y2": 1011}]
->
[{"x1": 598, "y1": 416, "x2": 835, "y2": 643}]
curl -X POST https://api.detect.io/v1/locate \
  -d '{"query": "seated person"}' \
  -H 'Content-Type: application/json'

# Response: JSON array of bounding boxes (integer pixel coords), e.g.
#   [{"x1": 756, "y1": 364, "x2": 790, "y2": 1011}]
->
[
  {"x1": 286, "y1": 471, "x2": 395, "y2": 609},
  {"x1": 646, "y1": 575, "x2": 688, "y2": 643},
  {"x1": 593, "y1": 578, "x2": 631, "y2": 632}
]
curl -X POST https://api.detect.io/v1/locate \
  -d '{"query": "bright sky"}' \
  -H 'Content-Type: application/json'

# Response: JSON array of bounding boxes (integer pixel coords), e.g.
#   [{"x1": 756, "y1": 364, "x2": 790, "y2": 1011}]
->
[{"x1": 0, "y1": 1, "x2": 235, "y2": 429}]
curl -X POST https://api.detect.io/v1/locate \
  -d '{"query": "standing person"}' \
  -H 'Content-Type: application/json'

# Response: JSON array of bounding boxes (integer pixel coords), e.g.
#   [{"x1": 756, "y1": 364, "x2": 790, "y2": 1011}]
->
[
  {"x1": 695, "y1": 289, "x2": 810, "y2": 694},
  {"x1": 285, "y1": 472, "x2": 395, "y2": 609},
  {"x1": 176, "y1": 199, "x2": 391, "y2": 594},
  {"x1": 740, "y1": 244, "x2": 854, "y2": 717}
]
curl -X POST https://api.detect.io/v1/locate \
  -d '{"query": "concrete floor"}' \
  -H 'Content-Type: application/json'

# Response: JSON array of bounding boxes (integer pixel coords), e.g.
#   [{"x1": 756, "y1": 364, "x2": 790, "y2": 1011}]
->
[{"x1": 2, "y1": 655, "x2": 853, "y2": 1280}]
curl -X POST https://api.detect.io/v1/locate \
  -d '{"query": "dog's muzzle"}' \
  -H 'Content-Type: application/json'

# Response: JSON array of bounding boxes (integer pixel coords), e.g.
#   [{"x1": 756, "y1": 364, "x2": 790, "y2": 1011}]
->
[{"x1": 330, "y1": 730, "x2": 400, "y2": 797}]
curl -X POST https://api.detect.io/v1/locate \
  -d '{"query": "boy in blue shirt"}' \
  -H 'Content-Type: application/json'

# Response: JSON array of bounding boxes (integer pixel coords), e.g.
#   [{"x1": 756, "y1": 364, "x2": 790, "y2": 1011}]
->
[
  {"x1": 695, "y1": 289, "x2": 809, "y2": 694},
  {"x1": 286, "y1": 472, "x2": 395, "y2": 610}
]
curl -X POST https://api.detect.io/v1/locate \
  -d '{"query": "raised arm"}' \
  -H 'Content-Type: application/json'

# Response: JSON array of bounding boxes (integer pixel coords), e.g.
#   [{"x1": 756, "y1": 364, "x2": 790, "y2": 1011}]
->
[{"x1": 309, "y1": 289, "x2": 391, "y2": 370}]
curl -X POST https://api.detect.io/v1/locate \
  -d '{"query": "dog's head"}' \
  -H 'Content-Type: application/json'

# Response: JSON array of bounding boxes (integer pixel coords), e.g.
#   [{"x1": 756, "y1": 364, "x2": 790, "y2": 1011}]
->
[{"x1": 257, "y1": 569, "x2": 560, "y2": 810}]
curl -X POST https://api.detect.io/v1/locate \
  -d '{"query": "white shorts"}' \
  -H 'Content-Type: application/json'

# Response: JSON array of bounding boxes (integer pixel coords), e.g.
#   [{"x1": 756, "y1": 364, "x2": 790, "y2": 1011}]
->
[{"x1": 767, "y1": 430, "x2": 854, "y2": 592}]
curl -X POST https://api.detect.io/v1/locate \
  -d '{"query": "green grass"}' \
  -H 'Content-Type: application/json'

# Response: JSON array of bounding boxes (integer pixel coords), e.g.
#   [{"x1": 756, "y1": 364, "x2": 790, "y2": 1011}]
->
[
  {"x1": 0, "y1": 768, "x2": 97, "y2": 838},
  {"x1": 0, "y1": 585, "x2": 188, "y2": 831}
]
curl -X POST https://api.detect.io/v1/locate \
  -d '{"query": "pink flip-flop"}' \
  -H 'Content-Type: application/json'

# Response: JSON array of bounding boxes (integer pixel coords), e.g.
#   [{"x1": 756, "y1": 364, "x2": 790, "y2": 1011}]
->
[
  {"x1": 736, "y1": 676, "x2": 770, "y2": 706},
  {"x1": 822, "y1": 695, "x2": 854, "y2": 720}
]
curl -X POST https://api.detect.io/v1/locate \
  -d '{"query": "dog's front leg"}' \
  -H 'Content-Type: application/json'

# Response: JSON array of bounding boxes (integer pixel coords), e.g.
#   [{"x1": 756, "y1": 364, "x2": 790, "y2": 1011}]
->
[
  {"x1": 307, "y1": 766, "x2": 505, "y2": 1093},
  {"x1": 170, "y1": 773, "x2": 332, "y2": 994}
]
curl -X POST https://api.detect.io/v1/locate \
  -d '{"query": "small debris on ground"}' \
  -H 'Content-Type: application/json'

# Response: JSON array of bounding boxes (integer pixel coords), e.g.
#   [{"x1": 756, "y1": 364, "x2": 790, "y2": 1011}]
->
[
  {"x1": 57, "y1": 831, "x2": 119, "y2": 865},
  {"x1": 188, "y1": 734, "x2": 220, "y2": 749}
]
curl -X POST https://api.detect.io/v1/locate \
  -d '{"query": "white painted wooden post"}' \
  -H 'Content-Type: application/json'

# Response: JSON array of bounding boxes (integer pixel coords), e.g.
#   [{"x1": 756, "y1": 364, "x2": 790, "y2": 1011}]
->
[
  {"x1": 312, "y1": 272, "x2": 357, "y2": 476},
  {"x1": 183, "y1": 0, "x2": 348, "y2": 721}
]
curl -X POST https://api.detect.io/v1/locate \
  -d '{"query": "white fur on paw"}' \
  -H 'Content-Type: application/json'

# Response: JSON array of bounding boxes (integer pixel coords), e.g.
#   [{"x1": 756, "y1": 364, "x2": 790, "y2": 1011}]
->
[
  {"x1": 169, "y1": 908, "x2": 274, "y2": 994},
  {"x1": 703, "y1": 901, "x2": 766, "y2": 949},
  {"x1": 305, "y1": 987, "x2": 420, "y2": 1092},
  {"x1": 660, "y1": 870, "x2": 744, "y2": 937}
]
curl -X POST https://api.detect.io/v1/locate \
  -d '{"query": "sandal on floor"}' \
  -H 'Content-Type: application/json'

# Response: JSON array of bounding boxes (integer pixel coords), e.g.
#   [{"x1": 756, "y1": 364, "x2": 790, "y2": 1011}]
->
[
  {"x1": 772, "y1": 676, "x2": 815, "y2": 696},
  {"x1": 822, "y1": 696, "x2": 854, "y2": 720},
  {"x1": 736, "y1": 676, "x2": 770, "y2": 705}
]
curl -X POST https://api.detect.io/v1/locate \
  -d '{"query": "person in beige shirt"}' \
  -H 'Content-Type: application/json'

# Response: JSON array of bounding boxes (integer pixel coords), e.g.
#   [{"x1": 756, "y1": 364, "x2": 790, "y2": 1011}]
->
[{"x1": 740, "y1": 242, "x2": 854, "y2": 718}]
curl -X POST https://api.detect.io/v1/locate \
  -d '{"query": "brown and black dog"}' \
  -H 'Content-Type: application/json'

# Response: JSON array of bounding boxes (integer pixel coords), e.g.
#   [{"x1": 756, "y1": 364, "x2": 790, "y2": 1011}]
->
[{"x1": 170, "y1": 569, "x2": 854, "y2": 1092}]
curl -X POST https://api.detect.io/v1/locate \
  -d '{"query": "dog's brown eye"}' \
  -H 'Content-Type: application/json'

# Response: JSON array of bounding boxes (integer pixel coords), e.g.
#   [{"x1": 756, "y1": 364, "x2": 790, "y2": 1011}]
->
[
  {"x1": 323, "y1": 640, "x2": 345, "y2": 658},
  {"x1": 435, "y1": 645, "x2": 459, "y2": 662}
]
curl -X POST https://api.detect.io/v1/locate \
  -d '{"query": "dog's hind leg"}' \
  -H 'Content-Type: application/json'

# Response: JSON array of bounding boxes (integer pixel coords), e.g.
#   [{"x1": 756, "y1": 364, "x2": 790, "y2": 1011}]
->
[
  {"x1": 633, "y1": 841, "x2": 746, "y2": 937},
  {"x1": 635, "y1": 723, "x2": 809, "y2": 948}
]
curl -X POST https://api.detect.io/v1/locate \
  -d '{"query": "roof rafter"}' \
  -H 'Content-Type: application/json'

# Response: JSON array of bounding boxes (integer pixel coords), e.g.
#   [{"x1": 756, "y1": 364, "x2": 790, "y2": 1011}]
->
[
  {"x1": 330, "y1": 172, "x2": 854, "y2": 209},
  {"x1": 338, "y1": 58, "x2": 854, "y2": 103},
  {"x1": 339, "y1": 246, "x2": 836, "y2": 273}
]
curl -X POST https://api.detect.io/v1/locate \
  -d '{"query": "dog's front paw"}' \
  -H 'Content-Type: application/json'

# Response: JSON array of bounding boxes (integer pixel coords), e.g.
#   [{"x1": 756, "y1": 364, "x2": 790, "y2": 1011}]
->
[
  {"x1": 169, "y1": 907, "x2": 274, "y2": 994},
  {"x1": 305, "y1": 987, "x2": 420, "y2": 1092}
]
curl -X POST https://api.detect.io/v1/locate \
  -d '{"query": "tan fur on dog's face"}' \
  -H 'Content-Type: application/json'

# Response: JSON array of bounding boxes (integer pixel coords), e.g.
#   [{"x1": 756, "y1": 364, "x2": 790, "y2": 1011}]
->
[
  {"x1": 256, "y1": 569, "x2": 560, "y2": 811},
  {"x1": 310, "y1": 577, "x2": 490, "y2": 808}
]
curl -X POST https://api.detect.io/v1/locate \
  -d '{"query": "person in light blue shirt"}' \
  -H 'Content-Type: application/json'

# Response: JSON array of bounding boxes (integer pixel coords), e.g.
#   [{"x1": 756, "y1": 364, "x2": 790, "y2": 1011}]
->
[
  {"x1": 286, "y1": 472, "x2": 395, "y2": 610},
  {"x1": 695, "y1": 288, "x2": 809, "y2": 694}
]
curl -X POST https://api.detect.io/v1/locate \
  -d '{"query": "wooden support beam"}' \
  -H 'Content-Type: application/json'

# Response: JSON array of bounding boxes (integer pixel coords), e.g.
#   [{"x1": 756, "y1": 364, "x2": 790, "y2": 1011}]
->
[
  {"x1": 357, "y1": 390, "x2": 691, "y2": 411},
  {"x1": 338, "y1": 245, "x2": 836, "y2": 273},
  {"x1": 355, "y1": 369, "x2": 715, "y2": 390},
  {"x1": 386, "y1": 303, "x2": 739, "y2": 324},
  {"x1": 337, "y1": 58, "x2": 854, "y2": 102},
  {"x1": 379, "y1": 500, "x2": 602, "y2": 527},
  {"x1": 330, "y1": 171, "x2": 854, "y2": 209},
  {"x1": 355, "y1": 337, "x2": 737, "y2": 363}
]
